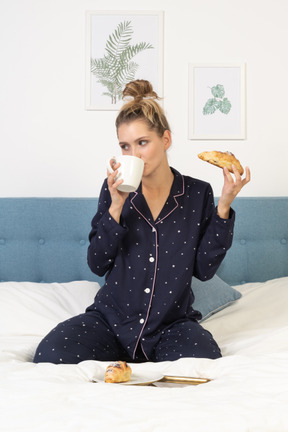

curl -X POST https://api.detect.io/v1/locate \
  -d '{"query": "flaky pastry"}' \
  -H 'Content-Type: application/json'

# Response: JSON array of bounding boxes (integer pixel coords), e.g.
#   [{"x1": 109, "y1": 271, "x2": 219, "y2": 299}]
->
[
  {"x1": 104, "y1": 361, "x2": 132, "y2": 383},
  {"x1": 198, "y1": 151, "x2": 244, "y2": 175}
]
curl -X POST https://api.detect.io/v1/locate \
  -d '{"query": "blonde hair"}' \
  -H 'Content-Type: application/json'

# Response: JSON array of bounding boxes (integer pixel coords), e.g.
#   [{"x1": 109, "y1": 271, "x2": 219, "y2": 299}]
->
[{"x1": 115, "y1": 80, "x2": 171, "y2": 137}]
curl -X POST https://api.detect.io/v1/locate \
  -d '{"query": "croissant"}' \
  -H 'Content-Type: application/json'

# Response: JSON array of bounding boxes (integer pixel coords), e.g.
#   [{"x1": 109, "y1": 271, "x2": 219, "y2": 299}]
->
[
  {"x1": 198, "y1": 151, "x2": 244, "y2": 175},
  {"x1": 104, "y1": 361, "x2": 132, "y2": 383}
]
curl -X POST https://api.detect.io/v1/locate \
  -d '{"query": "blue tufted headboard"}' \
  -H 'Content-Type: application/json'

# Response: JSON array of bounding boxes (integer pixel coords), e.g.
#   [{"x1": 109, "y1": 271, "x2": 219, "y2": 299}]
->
[{"x1": 0, "y1": 197, "x2": 287, "y2": 285}]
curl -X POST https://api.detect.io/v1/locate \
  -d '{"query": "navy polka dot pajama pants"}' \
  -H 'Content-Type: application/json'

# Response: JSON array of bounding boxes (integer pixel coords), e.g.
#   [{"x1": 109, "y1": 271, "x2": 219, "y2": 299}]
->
[{"x1": 33, "y1": 311, "x2": 221, "y2": 364}]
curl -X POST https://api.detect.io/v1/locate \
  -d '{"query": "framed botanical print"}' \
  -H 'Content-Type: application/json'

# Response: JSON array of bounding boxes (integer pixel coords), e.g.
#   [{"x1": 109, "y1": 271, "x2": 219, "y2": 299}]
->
[
  {"x1": 86, "y1": 10, "x2": 164, "y2": 110},
  {"x1": 189, "y1": 63, "x2": 246, "y2": 139}
]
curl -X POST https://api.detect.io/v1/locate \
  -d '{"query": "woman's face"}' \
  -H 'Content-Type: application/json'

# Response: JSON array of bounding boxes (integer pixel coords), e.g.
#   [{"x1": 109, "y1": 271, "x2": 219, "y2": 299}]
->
[{"x1": 117, "y1": 120, "x2": 171, "y2": 178}]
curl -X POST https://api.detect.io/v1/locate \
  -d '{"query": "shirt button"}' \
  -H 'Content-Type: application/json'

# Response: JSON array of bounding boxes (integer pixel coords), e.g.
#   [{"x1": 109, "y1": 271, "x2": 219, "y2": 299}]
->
[
  {"x1": 144, "y1": 288, "x2": 150, "y2": 294},
  {"x1": 149, "y1": 257, "x2": 155, "y2": 262},
  {"x1": 139, "y1": 318, "x2": 145, "y2": 324}
]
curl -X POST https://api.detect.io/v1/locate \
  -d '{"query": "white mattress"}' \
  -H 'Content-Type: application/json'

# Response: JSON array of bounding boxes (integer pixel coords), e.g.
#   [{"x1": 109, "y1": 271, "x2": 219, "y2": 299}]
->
[{"x1": 1, "y1": 277, "x2": 288, "y2": 432}]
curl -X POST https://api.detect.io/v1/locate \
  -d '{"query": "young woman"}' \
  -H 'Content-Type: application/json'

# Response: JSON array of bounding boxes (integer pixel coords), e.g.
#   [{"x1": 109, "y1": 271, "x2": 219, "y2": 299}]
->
[{"x1": 34, "y1": 80, "x2": 250, "y2": 364}]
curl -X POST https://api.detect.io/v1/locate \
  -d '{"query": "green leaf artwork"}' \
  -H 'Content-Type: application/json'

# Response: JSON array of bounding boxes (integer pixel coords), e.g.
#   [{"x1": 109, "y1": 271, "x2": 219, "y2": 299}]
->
[
  {"x1": 203, "y1": 84, "x2": 232, "y2": 115},
  {"x1": 91, "y1": 21, "x2": 154, "y2": 104}
]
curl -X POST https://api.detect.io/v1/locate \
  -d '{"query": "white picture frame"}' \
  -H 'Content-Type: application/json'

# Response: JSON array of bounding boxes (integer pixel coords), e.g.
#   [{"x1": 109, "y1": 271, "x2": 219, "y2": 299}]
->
[
  {"x1": 188, "y1": 63, "x2": 246, "y2": 140},
  {"x1": 86, "y1": 10, "x2": 164, "y2": 111}
]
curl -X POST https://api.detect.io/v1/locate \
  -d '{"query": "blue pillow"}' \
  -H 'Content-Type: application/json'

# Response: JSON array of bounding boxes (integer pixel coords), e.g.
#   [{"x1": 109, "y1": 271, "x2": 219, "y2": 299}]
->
[{"x1": 192, "y1": 274, "x2": 242, "y2": 322}]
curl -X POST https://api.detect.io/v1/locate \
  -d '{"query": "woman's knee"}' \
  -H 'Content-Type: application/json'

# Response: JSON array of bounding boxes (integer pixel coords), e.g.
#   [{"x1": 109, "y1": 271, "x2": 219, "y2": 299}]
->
[
  {"x1": 152, "y1": 320, "x2": 222, "y2": 362},
  {"x1": 33, "y1": 323, "x2": 73, "y2": 364},
  {"x1": 33, "y1": 315, "x2": 92, "y2": 364},
  {"x1": 33, "y1": 312, "x2": 126, "y2": 364}
]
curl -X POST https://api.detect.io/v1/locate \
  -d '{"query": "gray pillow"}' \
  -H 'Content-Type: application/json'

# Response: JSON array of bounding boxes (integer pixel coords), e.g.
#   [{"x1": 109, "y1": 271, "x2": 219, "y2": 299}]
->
[{"x1": 192, "y1": 274, "x2": 242, "y2": 322}]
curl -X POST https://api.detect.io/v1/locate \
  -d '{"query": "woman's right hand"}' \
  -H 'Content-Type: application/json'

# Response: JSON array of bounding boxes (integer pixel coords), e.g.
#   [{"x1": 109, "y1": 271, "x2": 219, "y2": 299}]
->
[{"x1": 107, "y1": 161, "x2": 129, "y2": 223}]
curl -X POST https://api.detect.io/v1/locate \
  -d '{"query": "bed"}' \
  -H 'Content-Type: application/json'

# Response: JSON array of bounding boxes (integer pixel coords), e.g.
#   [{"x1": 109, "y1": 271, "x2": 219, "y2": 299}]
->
[{"x1": 1, "y1": 197, "x2": 288, "y2": 432}]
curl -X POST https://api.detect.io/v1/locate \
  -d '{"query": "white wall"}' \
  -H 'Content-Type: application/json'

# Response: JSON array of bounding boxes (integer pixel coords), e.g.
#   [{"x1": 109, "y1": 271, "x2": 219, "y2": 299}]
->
[{"x1": 1, "y1": 0, "x2": 287, "y2": 197}]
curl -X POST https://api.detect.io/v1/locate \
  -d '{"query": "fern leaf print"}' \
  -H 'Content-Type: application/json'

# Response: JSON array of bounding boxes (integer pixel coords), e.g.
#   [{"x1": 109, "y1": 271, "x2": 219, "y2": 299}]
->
[{"x1": 91, "y1": 21, "x2": 154, "y2": 104}]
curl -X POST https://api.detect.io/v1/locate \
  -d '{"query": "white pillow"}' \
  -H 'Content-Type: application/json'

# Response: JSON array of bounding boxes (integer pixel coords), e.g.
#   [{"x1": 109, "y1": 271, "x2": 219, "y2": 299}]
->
[
  {"x1": 0, "y1": 276, "x2": 241, "y2": 337},
  {"x1": 0, "y1": 281, "x2": 100, "y2": 337}
]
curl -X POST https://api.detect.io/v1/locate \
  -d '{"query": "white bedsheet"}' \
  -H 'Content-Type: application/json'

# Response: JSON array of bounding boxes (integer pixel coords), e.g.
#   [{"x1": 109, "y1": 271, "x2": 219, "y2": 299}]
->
[{"x1": 1, "y1": 277, "x2": 288, "y2": 432}]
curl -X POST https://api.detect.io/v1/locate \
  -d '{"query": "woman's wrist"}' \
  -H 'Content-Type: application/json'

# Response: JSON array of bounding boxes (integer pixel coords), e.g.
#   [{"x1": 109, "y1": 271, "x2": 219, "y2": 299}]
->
[
  {"x1": 108, "y1": 204, "x2": 123, "y2": 224},
  {"x1": 217, "y1": 199, "x2": 231, "y2": 219}
]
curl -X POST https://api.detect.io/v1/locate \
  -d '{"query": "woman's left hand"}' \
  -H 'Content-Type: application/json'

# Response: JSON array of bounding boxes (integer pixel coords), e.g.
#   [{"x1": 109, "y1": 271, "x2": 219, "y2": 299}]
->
[{"x1": 217, "y1": 165, "x2": 251, "y2": 218}]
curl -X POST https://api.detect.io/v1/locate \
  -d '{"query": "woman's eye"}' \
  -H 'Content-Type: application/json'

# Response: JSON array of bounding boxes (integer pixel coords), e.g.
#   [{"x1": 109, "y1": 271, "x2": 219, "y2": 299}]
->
[
  {"x1": 139, "y1": 140, "x2": 148, "y2": 146},
  {"x1": 120, "y1": 144, "x2": 129, "y2": 151}
]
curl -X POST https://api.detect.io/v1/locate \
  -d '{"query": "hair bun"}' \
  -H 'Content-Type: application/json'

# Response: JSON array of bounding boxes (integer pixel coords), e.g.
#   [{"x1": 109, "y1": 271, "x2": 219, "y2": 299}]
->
[
  {"x1": 116, "y1": 79, "x2": 170, "y2": 136},
  {"x1": 123, "y1": 79, "x2": 158, "y2": 101}
]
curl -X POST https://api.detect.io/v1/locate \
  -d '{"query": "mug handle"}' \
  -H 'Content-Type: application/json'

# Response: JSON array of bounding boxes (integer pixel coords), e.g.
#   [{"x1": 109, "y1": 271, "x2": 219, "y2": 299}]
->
[{"x1": 107, "y1": 156, "x2": 117, "y2": 174}]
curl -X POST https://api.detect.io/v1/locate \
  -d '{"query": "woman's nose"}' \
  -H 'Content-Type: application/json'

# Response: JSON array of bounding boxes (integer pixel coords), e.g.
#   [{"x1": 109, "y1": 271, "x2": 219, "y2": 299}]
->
[{"x1": 131, "y1": 147, "x2": 141, "y2": 158}]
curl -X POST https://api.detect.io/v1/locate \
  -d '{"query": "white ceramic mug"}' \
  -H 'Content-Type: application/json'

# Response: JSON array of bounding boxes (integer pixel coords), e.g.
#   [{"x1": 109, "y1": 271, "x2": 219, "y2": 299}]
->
[{"x1": 107, "y1": 155, "x2": 144, "y2": 193}]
